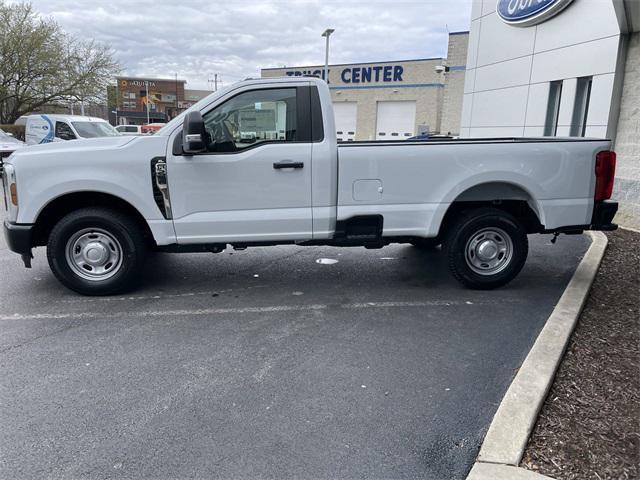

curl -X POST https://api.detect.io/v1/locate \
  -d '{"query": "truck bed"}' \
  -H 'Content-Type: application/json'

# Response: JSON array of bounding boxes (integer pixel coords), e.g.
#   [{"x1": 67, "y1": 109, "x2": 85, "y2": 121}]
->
[{"x1": 336, "y1": 137, "x2": 610, "y2": 237}]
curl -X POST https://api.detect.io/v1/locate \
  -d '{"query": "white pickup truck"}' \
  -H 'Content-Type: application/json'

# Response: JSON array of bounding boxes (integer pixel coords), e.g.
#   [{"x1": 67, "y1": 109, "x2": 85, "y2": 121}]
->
[{"x1": 2, "y1": 77, "x2": 618, "y2": 295}]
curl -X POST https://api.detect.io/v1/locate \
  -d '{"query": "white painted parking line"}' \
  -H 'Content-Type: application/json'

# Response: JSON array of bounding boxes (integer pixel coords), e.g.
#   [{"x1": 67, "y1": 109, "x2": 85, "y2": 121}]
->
[
  {"x1": 27, "y1": 286, "x2": 270, "y2": 306},
  {"x1": 0, "y1": 299, "x2": 511, "y2": 322}
]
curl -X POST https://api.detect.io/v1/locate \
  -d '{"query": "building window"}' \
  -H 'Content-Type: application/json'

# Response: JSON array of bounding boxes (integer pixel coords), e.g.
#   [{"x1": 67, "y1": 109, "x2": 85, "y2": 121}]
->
[
  {"x1": 570, "y1": 76, "x2": 592, "y2": 137},
  {"x1": 544, "y1": 80, "x2": 563, "y2": 136}
]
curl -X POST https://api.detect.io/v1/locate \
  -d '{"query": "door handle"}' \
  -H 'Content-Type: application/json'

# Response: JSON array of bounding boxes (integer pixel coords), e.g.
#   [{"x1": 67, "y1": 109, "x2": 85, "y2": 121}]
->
[{"x1": 273, "y1": 161, "x2": 304, "y2": 170}]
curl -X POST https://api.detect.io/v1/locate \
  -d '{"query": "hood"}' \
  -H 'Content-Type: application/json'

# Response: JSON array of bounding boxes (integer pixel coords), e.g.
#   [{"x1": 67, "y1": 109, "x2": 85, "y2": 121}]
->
[
  {"x1": 10, "y1": 135, "x2": 136, "y2": 157},
  {"x1": 5, "y1": 134, "x2": 167, "y2": 169},
  {"x1": 0, "y1": 140, "x2": 24, "y2": 152},
  {"x1": 0, "y1": 134, "x2": 24, "y2": 151}
]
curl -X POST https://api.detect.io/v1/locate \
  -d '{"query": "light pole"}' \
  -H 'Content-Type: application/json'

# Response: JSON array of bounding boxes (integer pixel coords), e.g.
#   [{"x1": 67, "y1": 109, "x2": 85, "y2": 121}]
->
[
  {"x1": 115, "y1": 81, "x2": 119, "y2": 125},
  {"x1": 321, "y1": 28, "x2": 334, "y2": 83},
  {"x1": 145, "y1": 80, "x2": 150, "y2": 124}
]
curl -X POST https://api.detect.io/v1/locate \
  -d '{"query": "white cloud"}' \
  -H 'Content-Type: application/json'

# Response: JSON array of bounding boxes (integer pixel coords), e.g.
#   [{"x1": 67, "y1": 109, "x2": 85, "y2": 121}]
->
[{"x1": 18, "y1": 0, "x2": 472, "y2": 89}]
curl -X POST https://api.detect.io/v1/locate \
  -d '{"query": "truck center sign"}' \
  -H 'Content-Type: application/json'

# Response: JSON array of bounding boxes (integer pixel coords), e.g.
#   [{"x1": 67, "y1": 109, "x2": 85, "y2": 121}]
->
[{"x1": 285, "y1": 65, "x2": 405, "y2": 84}]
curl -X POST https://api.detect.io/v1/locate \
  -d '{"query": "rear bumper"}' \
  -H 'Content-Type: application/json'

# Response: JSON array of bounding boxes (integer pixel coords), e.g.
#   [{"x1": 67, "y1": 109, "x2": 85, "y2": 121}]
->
[
  {"x1": 590, "y1": 200, "x2": 618, "y2": 230},
  {"x1": 543, "y1": 201, "x2": 618, "y2": 234},
  {"x1": 3, "y1": 221, "x2": 34, "y2": 267}
]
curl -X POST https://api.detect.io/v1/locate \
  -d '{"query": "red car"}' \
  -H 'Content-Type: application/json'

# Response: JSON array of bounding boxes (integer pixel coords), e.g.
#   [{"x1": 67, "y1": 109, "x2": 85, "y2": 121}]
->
[{"x1": 141, "y1": 123, "x2": 165, "y2": 135}]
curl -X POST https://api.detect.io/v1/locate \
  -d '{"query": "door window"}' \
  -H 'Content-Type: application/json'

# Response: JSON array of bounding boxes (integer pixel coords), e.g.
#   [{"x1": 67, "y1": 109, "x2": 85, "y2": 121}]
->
[
  {"x1": 55, "y1": 122, "x2": 76, "y2": 140},
  {"x1": 202, "y1": 88, "x2": 297, "y2": 153}
]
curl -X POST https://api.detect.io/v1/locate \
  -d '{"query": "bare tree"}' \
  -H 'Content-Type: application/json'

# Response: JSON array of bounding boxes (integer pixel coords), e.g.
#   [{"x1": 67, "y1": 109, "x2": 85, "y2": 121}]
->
[{"x1": 0, "y1": 1, "x2": 120, "y2": 123}]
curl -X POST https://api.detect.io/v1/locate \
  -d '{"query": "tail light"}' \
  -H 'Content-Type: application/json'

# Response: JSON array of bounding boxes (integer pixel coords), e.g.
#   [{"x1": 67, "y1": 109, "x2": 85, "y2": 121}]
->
[{"x1": 595, "y1": 151, "x2": 616, "y2": 201}]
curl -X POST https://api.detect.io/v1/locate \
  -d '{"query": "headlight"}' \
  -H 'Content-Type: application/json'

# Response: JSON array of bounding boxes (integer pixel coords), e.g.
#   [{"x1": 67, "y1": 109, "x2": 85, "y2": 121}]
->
[{"x1": 2, "y1": 163, "x2": 18, "y2": 221}]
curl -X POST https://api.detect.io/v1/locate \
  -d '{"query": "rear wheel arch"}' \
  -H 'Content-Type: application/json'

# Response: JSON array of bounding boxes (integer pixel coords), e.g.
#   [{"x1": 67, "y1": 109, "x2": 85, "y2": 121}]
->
[
  {"x1": 32, "y1": 192, "x2": 155, "y2": 248},
  {"x1": 436, "y1": 182, "x2": 544, "y2": 240}
]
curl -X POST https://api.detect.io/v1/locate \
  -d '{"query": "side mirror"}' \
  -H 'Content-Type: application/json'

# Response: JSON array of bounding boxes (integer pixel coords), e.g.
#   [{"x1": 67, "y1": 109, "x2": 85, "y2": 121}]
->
[{"x1": 182, "y1": 111, "x2": 206, "y2": 154}]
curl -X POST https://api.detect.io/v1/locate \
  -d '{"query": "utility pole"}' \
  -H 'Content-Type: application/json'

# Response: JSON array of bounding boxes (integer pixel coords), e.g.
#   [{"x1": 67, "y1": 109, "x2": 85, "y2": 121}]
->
[
  {"x1": 214, "y1": 73, "x2": 218, "y2": 91},
  {"x1": 175, "y1": 73, "x2": 179, "y2": 118},
  {"x1": 321, "y1": 29, "x2": 335, "y2": 83}
]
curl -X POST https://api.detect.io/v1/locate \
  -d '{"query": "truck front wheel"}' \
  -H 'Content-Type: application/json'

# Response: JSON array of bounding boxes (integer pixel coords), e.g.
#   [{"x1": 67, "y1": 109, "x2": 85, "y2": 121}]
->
[
  {"x1": 446, "y1": 208, "x2": 528, "y2": 289},
  {"x1": 47, "y1": 208, "x2": 147, "y2": 295}
]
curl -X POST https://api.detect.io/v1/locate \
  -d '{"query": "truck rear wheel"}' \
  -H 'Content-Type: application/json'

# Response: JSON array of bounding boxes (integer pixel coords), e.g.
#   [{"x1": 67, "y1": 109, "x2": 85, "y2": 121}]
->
[
  {"x1": 47, "y1": 208, "x2": 147, "y2": 295},
  {"x1": 445, "y1": 208, "x2": 528, "y2": 289}
]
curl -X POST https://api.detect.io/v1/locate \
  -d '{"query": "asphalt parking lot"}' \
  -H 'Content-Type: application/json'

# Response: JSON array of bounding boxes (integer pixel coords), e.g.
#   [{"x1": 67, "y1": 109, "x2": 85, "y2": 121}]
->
[{"x1": 0, "y1": 220, "x2": 589, "y2": 480}]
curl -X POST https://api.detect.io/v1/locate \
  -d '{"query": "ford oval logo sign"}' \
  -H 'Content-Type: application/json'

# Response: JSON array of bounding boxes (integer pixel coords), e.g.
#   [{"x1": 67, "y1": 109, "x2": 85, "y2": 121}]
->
[{"x1": 497, "y1": 0, "x2": 575, "y2": 27}]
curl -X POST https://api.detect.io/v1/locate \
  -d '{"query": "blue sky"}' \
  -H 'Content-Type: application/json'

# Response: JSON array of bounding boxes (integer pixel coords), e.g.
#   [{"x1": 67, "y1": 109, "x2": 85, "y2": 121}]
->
[{"x1": 20, "y1": 0, "x2": 472, "y2": 89}]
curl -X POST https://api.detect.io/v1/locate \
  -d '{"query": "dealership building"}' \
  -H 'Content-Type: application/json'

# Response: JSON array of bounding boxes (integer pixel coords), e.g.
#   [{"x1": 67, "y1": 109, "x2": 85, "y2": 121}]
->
[
  {"x1": 462, "y1": 0, "x2": 639, "y2": 225},
  {"x1": 261, "y1": 32, "x2": 469, "y2": 141}
]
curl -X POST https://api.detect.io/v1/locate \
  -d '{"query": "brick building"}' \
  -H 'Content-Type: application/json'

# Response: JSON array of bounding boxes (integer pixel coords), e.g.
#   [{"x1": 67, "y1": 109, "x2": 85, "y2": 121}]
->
[{"x1": 112, "y1": 76, "x2": 186, "y2": 125}]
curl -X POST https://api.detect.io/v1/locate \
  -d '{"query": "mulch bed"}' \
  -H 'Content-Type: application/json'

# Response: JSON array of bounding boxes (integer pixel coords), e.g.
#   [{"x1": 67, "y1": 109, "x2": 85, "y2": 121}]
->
[{"x1": 522, "y1": 229, "x2": 640, "y2": 479}]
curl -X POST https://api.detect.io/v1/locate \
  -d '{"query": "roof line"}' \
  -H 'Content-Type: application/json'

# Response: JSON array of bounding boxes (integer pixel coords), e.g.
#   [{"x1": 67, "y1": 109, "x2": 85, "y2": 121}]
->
[
  {"x1": 330, "y1": 83, "x2": 445, "y2": 90},
  {"x1": 116, "y1": 76, "x2": 187, "y2": 83},
  {"x1": 261, "y1": 57, "x2": 444, "y2": 71}
]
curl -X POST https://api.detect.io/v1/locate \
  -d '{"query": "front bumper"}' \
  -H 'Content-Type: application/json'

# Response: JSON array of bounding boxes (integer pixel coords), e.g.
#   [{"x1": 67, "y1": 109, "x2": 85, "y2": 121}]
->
[{"x1": 3, "y1": 220, "x2": 34, "y2": 267}]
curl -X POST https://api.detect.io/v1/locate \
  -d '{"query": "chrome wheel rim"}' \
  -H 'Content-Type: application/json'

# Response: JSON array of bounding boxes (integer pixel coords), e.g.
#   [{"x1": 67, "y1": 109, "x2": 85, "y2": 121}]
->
[
  {"x1": 465, "y1": 227, "x2": 513, "y2": 276},
  {"x1": 65, "y1": 228, "x2": 123, "y2": 281}
]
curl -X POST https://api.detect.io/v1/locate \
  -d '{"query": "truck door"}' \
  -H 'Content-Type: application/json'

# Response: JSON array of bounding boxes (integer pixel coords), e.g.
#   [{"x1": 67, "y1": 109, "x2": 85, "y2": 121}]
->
[{"x1": 167, "y1": 85, "x2": 314, "y2": 244}]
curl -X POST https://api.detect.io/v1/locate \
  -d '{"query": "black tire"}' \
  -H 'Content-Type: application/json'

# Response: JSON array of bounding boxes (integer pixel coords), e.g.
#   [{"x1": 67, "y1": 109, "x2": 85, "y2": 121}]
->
[
  {"x1": 410, "y1": 238, "x2": 441, "y2": 251},
  {"x1": 47, "y1": 208, "x2": 147, "y2": 295},
  {"x1": 445, "y1": 208, "x2": 528, "y2": 290}
]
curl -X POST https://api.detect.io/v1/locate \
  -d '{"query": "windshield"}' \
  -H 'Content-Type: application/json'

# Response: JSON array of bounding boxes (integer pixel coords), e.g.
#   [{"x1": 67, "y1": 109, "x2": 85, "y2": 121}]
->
[{"x1": 71, "y1": 121, "x2": 119, "y2": 138}]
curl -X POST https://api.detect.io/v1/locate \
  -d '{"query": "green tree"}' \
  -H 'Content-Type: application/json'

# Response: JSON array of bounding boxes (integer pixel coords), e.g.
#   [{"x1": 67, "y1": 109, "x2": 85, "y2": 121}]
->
[{"x1": 0, "y1": 1, "x2": 120, "y2": 123}]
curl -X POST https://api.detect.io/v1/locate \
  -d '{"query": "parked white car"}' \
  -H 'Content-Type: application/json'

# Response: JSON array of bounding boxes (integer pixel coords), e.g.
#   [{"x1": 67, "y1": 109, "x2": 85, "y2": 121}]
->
[
  {"x1": 25, "y1": 114, "x2": 119, "y2": 145},
  {"x1": 0, "y1": 128, "x2": 25, "y2": 175},
  {"x1": 115, "y1": 124, "x2": 144, "y2": 136},
  {"x1": 3, "y1": 78, "x2": 618, "y2": 295}
]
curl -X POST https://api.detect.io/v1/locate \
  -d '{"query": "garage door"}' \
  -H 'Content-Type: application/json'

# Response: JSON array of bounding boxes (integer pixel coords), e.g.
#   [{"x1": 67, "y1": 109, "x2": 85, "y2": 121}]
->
[
  {"x1": 375, "y1": 101, "x2": 416, "y2": 140},
  {"x1": 333, "y1": 102, "x2": 357, "y2": 142}
]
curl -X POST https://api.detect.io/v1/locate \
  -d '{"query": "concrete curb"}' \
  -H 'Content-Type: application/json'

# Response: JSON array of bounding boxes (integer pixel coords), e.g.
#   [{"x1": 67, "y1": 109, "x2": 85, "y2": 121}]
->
[
  {"x1": 466, "y1": 231, "x2": 608, "y2": 479},
  {"x1": 467, "y1": 463, "x2": 555, "y2": 480},
  {"x1": 620, "y1": 225, "x2": 640, "y2": 234}
]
